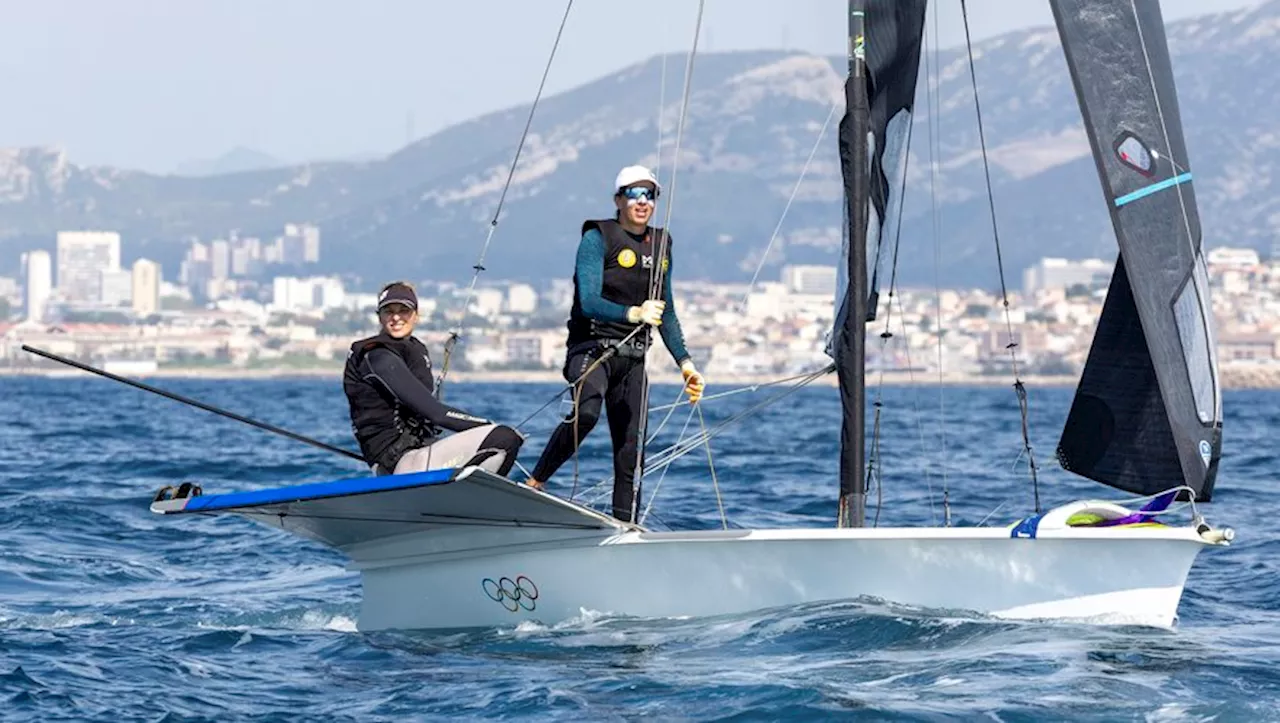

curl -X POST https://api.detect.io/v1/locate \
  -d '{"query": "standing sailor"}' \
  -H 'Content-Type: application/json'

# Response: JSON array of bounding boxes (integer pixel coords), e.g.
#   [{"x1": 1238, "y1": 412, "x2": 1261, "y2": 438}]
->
[
  {"x1": 524, "y1": 165, "x2": 705, "y2": 522},
  {"x1": 343, "y1": 281, "x2": 523, "y2": 476}
]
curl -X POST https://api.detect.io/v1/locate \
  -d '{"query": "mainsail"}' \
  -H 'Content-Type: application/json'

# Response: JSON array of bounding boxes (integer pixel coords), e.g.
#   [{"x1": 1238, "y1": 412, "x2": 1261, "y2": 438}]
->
[
  {"x1": 1050, "y1": 0, "x2": 1222, "y2": 501},
  {"x1": 832, "y1": 0, "x2": 928, "y2": 526}
]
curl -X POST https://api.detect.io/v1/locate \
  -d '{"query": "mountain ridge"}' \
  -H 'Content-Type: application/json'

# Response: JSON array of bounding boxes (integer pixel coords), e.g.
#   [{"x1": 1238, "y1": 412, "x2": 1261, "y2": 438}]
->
[
  {"x1": 172, "y1": 147, "x2": 290, "y2": 177},
  {"x1": 1, "y1": 2, "x2": 1277, "y2": 289}
]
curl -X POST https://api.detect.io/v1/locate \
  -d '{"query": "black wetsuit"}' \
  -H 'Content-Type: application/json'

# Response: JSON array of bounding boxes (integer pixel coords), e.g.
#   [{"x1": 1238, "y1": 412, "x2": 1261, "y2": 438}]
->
[
  {"x1": 530, "y1": 219, "x2": 690, "y2": 521},
  {"x1": 343, "y1": 333, "x2": 522, "y2": 475}
]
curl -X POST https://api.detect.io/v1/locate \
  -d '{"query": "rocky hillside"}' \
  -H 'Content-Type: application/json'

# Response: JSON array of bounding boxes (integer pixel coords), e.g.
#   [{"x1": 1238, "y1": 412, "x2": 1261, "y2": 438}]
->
[{"x1": 1, "y1": 1, "x2": 1276, "y2": 289}]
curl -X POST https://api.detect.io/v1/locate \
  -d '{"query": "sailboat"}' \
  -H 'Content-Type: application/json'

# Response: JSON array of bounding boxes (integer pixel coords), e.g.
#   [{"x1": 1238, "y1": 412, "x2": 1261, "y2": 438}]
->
[{"x1": 149, "y1": 0, "x2": 1234, "y2": 632}]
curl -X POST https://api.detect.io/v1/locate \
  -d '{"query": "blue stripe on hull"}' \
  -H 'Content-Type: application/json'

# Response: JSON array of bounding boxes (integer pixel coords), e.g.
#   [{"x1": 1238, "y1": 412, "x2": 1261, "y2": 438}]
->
[
  {"x1": 1113, "y1": 172, "x2": 1193, "y2": 207},
  {"x1": 180, "y1": 468, "x2": 459, "y2": 513}
]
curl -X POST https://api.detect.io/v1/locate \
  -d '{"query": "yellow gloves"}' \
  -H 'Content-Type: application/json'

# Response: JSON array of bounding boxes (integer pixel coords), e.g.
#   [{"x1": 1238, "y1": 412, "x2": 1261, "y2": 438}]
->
[
  {"x1": 626, "y1": 299, "x2": 666, "y2": 326},
  {"x1": 680, "y1": 360, "x2": 705, "y2": 404}
]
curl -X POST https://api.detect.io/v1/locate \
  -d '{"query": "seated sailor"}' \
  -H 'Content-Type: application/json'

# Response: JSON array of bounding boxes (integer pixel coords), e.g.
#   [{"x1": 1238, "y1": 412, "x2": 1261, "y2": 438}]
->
[{"x1": 342, "y1": 281, "x2": 523, "y2": 476}]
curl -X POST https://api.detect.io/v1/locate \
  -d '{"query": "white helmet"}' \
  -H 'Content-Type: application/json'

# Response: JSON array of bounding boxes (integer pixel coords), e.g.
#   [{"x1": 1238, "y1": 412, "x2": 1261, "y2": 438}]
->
[{"x1": 614, "y1": 165, "x2": 661, "y2": 194}]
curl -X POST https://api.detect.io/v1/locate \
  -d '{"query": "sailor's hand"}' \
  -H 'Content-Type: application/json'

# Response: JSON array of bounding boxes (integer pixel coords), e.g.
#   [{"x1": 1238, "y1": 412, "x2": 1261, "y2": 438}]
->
[
  {"x1": 681, "y1": 360, "x2": 705, "y2": 404},
  {"x1": 626, "y1": 299, "x2": 666, "y2": 327}
]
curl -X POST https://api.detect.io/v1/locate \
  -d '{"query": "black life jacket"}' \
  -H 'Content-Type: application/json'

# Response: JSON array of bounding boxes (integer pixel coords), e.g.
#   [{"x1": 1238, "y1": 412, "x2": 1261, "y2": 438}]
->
[
  {"x1": 566, "y1": 218, "x2": 672, "y2": 350},
  {"x1": 342, "y1": 332, "x2": 439, "y2": 468}
]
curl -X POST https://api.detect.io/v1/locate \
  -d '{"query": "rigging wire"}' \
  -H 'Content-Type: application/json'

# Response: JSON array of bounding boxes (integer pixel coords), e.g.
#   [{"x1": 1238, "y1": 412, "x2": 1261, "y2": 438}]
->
[
  {"x1": 632, "y1": 365, "x2": 835, "y2": 523},
  {"x1": 436, "y1": 0, "x2": 575, "y2": 398},
  {"x1": 864, "y1": 92, "x2": 942, "y2": 528},
  {"x1": 562, "y1": 365, "x2": 833, "y2": 518},
  {"x1": 890, "y1": 292, "x2": 939, "y2": 525},
  {"x1": 656, "y1": 45, "x2": 669, "y2": 187},
  {"x1": 638, "y1": 85, "x2": 839, "y2": 528},
  {"x1": 924, "y1": 0, "x2": 951, "y2": 526},
  {"x1": 696, "y1": 404, "x2": 728, "y2": 529},
  {"x1": 639, "y1": 404, "x2": 699, "y2": 523},
  {"x1": 578, "y1": 365, "x2": 832, "y2": 514},
  {"x1": 511, "y1": 338, "x2": 793, "y2": 441},
  {"x1": 647, "y1": 367, "x2": 830, "y2": 412},
  {"x1": 866, "y1": 396, "x2": 884, "y2": 527},
  {"x1": 633, "y1": 84, "x2": 839, "y2": 525},
  {"x1": 629, "y1": 0, "x2": 708, "y2": 524},
  {"x1": 739, "y1": 99, "x2": 840, "y2": 310},
  {"x1": 477, "y1": 3, "x2": 827, "y2": 526},
  {"x1": 959, "y1": 0, "x2": 1040, "y2": 514},
  {"x1": 645, "y1": 384, "x2": 694, "y2": 445},
  {"x1": 517, "y1": 16, "x2": 691, "y2": 503},
  {"x1": 640, "y1": 367, "x2": 831, "y2": 481},
  {"x1": 567, "y1": 347, "x2": 683, "y2": 502}
]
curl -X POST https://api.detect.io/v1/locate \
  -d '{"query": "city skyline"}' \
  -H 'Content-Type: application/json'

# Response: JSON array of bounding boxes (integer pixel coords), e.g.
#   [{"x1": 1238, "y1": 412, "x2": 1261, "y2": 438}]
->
[
  {"x1": 0, "y1": 227, "x2": 1137, "y2": 325},
  {"x1": 10, "y1": 223, "x2": 1273, "y2": 324},
  {"x1": 2, "y1": 245, "x2": 1278, "y2": 390}
]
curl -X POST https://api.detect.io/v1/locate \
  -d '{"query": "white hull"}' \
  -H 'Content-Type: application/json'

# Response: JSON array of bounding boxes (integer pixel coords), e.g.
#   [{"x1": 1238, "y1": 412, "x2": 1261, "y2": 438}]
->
[
  {"x1": 153, "y1": 467, "x2": 1228, "y2": 633},
  {"x1": 353, "y1": 525, "x2": 1211, "y2": 632}
]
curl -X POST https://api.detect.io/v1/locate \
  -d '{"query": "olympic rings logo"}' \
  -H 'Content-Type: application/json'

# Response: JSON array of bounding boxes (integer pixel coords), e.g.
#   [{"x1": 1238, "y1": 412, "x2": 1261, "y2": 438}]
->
[{"x1": 481, "y1": 575, "x2": 539, "y2": 612}]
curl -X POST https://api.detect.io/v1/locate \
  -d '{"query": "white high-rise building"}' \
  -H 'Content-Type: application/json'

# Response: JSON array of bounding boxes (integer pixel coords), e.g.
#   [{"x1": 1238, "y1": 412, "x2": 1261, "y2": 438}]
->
[
  {"x1": 56, "y1": 231, "x2": 121, "y2": 302},
  {"x1": 299, "y1": 224, "x2": 321, "y2": 263},
  {"x1": 506, "y1": 284, "x2": 538, "y2": 314},
  {"x1": 315, "y1": 277, "x2": 345, "y2": 309},
  {"x1": 273, "y1": 277, "x2": 300, "y2": 309},
  {"x1": 272, "y1": 276, "x2": 345, "y2": 311},
  {"x1": 22, "y1": 250, "x2": 52, "y2": 322},
  {"x1": 210, "y1": 239, "x2": 231, "y2": 280},
  {"x1": 1022, "y1": 257, "x2": 1113, "y2": 296},
  {"x1": 99, "y1": 269, "x2": 133, "y2": 306},
  {"x1": 0, "y1": 277, "x2": 17, "y2": 311},
  {"x1": 229, "y1": 236, "x2": 263, "y2": 277},
  {"x1": 781, "y1": 265, "x2": 838, "y2": 296},
  {"x1": 470, "y1": 288, "x2": 506, "y2": 319},
  {"x1": 280, "y1": 223, "x2": 321, "y2": 265},
  {"x1": 1206, "y1": 247, "x2": 1261, "y2": 269},
  {"x1": 132, "y1": 259, "x2": 162, "y2": 317}
]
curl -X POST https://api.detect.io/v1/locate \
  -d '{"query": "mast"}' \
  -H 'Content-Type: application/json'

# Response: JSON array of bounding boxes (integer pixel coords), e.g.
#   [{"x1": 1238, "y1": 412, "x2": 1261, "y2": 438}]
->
[{"x1": 837, "y1": 0, "x2": 870, "y2": 528}]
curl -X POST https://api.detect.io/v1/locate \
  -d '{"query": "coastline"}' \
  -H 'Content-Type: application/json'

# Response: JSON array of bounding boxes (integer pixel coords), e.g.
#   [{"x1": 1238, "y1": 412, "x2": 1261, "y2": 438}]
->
[{"x1": 6, "y1": 365, "x2": 1280, "y2": 389}]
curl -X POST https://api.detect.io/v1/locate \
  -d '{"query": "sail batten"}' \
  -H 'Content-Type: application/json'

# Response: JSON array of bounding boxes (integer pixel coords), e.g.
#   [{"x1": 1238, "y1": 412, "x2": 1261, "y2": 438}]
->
[{"x1": 1050, "y1": 0, "x2": 1222, "y2": 501}]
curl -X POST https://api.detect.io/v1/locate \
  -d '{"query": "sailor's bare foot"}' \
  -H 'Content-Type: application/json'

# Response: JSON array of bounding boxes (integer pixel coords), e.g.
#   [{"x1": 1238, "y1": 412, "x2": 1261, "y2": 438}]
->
[{"x1": 526, "y1": 478, "x2": 546, "y2": 491}]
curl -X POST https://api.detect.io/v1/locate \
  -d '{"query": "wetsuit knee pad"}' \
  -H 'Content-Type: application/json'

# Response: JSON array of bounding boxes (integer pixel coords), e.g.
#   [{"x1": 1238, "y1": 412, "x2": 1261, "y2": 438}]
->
[{"x1": 482, "y1": 425, "x2": 524, "y2": 454}]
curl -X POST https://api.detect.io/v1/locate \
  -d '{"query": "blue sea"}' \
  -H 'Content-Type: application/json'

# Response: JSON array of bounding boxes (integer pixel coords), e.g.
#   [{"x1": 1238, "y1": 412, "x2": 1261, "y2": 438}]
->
[{"x1": 1, "y1": 375, "x2": 1277, "y2": 721}]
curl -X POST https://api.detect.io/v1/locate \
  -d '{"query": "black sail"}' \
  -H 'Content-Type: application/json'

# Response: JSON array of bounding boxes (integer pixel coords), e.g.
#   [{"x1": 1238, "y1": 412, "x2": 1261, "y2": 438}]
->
[
  {"x1": 1050, "y1": 0, "x2": 1222, "y2": 501},
  {"x1": 832, "y1": 0, "x2": 928, "y2": 526}
]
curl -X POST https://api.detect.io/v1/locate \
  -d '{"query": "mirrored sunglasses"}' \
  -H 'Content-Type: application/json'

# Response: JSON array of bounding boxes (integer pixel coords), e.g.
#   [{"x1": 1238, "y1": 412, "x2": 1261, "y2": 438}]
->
[{"x1": 620, "y1": 186, "x2": 658, "y2": 204}]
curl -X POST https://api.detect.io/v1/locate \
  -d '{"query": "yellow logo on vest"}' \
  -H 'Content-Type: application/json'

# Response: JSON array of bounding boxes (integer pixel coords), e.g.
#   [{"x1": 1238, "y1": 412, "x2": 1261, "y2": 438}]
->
[{"x1": 617, "y1": 249, "x2": 637, "y2": 268}]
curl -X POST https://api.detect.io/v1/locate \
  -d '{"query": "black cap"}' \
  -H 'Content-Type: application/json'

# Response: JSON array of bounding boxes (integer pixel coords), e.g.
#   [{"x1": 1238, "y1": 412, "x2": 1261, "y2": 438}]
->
[{"x1": 377, "y1": 282, "x2": 417, "y2": 311}]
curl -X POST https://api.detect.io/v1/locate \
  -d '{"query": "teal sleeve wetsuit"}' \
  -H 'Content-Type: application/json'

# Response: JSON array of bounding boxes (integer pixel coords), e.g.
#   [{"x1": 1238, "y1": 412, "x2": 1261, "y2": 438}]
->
[
  {"x1": 574, "y1": 227, "x2": 691, "y2": 367},
  {"x1": 529, "y1": 227, "x2": 693, "y2": 521}
]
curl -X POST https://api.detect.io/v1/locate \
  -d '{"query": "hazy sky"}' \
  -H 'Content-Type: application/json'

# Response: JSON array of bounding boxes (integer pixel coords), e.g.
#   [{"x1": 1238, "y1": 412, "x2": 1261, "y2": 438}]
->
[{"x1": 0, "y1": 0, "x2": 1261, "y2": 172}]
